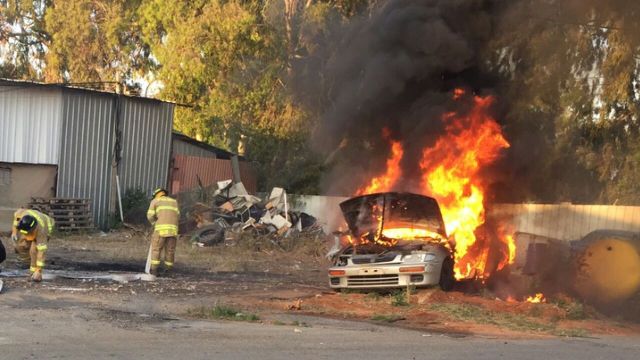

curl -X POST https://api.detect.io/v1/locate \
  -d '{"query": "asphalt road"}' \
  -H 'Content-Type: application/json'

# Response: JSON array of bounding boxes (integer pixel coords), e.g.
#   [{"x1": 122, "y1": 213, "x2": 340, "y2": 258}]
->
[{"x1": 1, "y1": 303, "x2": 639, "y2": 360}]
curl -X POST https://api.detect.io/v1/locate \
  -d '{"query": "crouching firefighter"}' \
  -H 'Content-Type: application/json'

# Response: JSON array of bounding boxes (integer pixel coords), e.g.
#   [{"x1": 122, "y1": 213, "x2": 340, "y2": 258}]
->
[
  {"x1": 147, "y1": 188, "x2": 180, "y2": 275},
  {"x1": 11, "y1": 209, "x2": 54, "y2": 282}
]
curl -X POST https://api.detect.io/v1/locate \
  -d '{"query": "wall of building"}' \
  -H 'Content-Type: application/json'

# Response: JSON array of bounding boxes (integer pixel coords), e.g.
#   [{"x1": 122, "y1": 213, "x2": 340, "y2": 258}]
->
[
  {"x1": 0, "y1": 162, "x2": 57, "y2": 231},
  {"x1": 56, "y1": 91, "x2": 175, "y2": 229},
  {"x1": 117, "y1": 98, "x2": 174, "y2": 196},
  {"x1": 56, "y1": 90, "x2": 117, "y2": 229},
  {"x1": 0, "y1": 85, "x2": 63, "y2": 164},
  {"x1": 170, "y1": 154, "x2": 257, "y2": 194},
  {"x1": 172, "y1": 138, "x2": 216, "y2": 159}
]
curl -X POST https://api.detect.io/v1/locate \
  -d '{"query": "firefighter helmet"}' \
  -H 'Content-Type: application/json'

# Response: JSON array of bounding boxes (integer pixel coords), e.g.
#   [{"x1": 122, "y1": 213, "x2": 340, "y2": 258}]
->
[
  {"x1": 152, "y1": 188, "x2": 168, "y2": 198},
  {"x1": 17, "y1": 215, "x2": 38, "y2": 234}
]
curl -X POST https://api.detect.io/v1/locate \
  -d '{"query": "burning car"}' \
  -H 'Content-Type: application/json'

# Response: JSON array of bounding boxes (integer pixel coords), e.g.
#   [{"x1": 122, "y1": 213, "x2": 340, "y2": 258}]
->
[{"x1": 328, "y1": 192, "x2": 456, "y2": 291}]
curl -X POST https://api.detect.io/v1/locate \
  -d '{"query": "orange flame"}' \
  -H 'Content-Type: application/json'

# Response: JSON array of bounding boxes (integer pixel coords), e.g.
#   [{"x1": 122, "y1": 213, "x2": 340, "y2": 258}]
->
[
  {"x1": 525, "y1": 293, "x2": 546, "y2": 303},
  {"x1": 420, "y1": 91, "x2": 510, "y2": 279},
  {"x1": 352, "y1": 89, "x2": 513, "y2": 280},
  {"x1": 356, "y1": 136, "x2": 403, "y2": 196}
]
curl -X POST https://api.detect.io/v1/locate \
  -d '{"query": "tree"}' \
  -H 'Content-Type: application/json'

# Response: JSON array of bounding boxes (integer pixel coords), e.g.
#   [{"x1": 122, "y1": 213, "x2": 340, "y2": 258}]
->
[
  {"x1": 43, "y1": 0, "x2": 153, "y2": 89},
  {"x1": 0, "y1": 0, "x2": 50, "y2": 79}
]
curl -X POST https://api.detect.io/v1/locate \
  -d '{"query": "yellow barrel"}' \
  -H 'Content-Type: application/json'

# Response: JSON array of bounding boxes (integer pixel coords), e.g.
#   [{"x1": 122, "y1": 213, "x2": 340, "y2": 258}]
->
[{"x1": 574, "y1": 235, "x2": 640, "y2": 304}]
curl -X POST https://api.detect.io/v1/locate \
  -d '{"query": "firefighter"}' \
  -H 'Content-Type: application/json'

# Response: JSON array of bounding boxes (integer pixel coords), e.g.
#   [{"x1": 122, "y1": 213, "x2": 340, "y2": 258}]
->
[
  {"x1": 11, "y1": 208, "x2": 54, "y2": 282},
  {"x1": 146, "y1": 188, "x2": 180, "y2": 275}
]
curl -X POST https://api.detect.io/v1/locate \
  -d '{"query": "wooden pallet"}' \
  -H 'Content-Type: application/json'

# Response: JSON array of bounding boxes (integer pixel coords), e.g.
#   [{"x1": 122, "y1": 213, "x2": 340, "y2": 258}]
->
[{"x1": 29, "y1": 198, "x2": 94, "y2": 232}]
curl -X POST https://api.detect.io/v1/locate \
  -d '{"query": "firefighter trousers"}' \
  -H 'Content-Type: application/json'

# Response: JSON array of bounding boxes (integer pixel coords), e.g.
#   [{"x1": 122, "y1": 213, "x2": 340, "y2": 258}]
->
[
  {"x1": 150, "y1": 233, "x2": 177, "y2": 271},
  {"x1": 14, "y1": 238, "x2": 39, "y2": 272}
]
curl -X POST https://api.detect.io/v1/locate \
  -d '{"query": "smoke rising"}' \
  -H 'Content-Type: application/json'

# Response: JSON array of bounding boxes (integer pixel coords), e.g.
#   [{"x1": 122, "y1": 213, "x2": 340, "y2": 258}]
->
[{"x1": 301, "y1": 0, "x2": 498, "y2": 195}]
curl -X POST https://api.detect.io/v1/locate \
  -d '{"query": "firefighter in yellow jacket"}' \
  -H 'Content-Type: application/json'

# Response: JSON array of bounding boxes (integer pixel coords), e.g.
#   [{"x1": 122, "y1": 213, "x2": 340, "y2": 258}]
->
[
  {"x1": 146, "y1": 188, "x2": 180, "y2": 275},
  {"x1": 11, "y1": 208, "x2": 54, "y2": 282}
]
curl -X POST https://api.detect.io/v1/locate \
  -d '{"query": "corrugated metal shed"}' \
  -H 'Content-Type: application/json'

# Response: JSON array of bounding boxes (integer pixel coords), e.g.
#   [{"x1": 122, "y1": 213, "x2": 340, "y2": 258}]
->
[
  {"x1": 118, "y1": 98, "x2": 174, "y2": 194},
  {"x1": 0, "y1": 85, "x2": 63, "y2": 164},
  {"x1": 56, "y1": 90, "x2": 116, "y2": 229},
  {"x1": 172, "y1": 136, "x2": 216, "y2": 159},
  {"x1": 0, "y1": 79, "x2": 177, "y2": 229}
]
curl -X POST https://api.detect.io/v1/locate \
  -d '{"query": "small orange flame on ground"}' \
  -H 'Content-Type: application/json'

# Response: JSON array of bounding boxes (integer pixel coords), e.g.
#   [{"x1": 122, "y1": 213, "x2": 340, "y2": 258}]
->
[{"x1": 526, "y1": 293, "x2": 546, "y2": 303}]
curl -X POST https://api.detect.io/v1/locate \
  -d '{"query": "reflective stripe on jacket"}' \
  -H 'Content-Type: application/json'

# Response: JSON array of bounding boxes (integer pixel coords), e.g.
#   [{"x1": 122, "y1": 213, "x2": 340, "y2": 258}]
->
[{"x1": 147, "y1": 196, "x2": 180, "y2": 237}]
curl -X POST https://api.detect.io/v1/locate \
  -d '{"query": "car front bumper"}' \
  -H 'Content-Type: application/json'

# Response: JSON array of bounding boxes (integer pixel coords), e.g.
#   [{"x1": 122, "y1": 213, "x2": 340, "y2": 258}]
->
[{"x1": 328, "y1": 262, "x2": 441, "y2": 289}]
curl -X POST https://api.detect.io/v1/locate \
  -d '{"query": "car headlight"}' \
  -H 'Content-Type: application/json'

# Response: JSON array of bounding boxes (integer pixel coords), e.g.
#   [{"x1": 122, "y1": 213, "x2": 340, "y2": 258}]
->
[
  {"x1": 403, "y1": 254, "x2": 424, "y2": 263},
  {"x1": 424, "y1": 253, "x2": 437, "y2": 262}
]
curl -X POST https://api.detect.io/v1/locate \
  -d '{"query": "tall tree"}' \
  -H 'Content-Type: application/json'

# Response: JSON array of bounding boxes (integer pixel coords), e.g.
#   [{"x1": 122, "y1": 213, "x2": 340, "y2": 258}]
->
[
  {"x1": 43, "y1": 0, "x2": 153, "y2": 89},
  {"x1": 0, "y1": 0, "x2": 50, "y2": 78}
]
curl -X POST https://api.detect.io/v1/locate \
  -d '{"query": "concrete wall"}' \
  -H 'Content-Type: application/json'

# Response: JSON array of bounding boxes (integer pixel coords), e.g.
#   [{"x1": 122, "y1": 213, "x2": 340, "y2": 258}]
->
[
  {"x1": 0, "y1": 162, "x2": 57, "y2": 232},
  {"x1": 289, "y1": 195, "x2": 640, "y2": 240}
]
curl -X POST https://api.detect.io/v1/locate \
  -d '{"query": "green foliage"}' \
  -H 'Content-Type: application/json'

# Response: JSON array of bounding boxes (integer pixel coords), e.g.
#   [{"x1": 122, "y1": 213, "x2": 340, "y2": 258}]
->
[
  {"x1": 188, "y1": 305, "x2": 261, "y2": 322},
  {"x1": 121, "y1": 187, "x2": 149, "y2": 224},
  {"x1": 390, "y1": 289, "x2": 409, "y2": 307},
  {"x1": 430, "y1": 303, "x2": 556, "y2": 333},
  {"x1": 371, "y1": 314, "x2": 404, "y2": 323}
]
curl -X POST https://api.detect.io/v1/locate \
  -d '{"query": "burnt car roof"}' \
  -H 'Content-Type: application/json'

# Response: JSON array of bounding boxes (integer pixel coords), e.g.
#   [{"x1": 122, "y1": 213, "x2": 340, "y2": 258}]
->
[{"x1": 340, "y1": 192, "x2": 447, "y2": 239}]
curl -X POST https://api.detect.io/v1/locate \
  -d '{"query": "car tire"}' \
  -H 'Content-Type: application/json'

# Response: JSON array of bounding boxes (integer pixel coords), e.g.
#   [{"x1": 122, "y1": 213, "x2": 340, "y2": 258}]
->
[
  {"x1": 439, "y1": 257, "x2": 455, "y2": 291},
  {"x1": 191, "y1": 224, "x2": 226, "y2": 246}
]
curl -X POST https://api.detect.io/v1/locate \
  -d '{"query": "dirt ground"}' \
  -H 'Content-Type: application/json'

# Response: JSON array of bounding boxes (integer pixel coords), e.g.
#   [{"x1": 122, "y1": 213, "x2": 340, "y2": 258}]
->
[{"x1": 1, "y1": 229, "x2": 639, "y2": 340}]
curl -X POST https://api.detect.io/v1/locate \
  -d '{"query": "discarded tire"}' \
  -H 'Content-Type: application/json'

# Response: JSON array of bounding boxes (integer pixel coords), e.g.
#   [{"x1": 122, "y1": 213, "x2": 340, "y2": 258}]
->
[{"x1": 191, "y1": 224, "x2": 226, "y2": 246}]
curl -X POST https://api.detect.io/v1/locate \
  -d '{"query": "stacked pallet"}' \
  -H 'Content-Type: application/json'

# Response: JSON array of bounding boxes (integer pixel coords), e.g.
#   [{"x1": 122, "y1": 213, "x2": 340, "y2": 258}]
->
[{"x1": 29, "y1": 198, "x2": 94, "y2": 232}]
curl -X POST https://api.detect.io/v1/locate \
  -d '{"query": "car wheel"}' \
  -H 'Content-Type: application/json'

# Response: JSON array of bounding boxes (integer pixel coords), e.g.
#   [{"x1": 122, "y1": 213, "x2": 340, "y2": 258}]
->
[{"x1": 439, "y1": 257, "x2": 455, "y2": 291}]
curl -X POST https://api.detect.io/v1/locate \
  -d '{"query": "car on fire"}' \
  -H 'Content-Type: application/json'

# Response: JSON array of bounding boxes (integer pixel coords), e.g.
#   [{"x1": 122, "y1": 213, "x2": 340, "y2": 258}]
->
[{"x1": 328, "y1": 192, "x2": 456, "y2": 291}]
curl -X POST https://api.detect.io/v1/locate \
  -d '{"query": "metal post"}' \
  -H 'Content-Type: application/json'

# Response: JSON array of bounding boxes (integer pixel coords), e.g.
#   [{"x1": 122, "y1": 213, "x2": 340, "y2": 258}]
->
[{"x1": 231, "y1": 155, "x2": 242, "y2": 184}]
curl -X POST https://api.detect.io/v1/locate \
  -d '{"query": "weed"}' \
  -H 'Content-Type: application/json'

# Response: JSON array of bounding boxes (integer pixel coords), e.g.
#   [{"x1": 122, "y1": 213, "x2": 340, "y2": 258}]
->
[
  {"x1": 552, "y1": 299, "x2": 589, "y2": 320},
  {"x1": 371, "y1": 314, "x2": 405, "y2": 323},
  {"x1": 188, "y1": 305, "x2": 260, "y2": 322},
  {"x1": 366, "y1": 292, "x2": 382, "y2": 301},
  {"x1": 553, "y1": 328, "x2": 590, "y2": 337},
  {"x1": 391, "y1": 289, "x2": 409, "y2": 307},
  {"x1": 430, "y1": 303, "x2": 555, "y2": 332}
]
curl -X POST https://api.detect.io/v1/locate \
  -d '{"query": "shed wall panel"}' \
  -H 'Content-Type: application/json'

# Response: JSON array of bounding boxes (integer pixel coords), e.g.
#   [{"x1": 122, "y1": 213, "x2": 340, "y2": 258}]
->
[
  {"x1": 118, "y1": 98, "x2": 174, "y2": 197},
  {"x1": 57, "y1": 92, "x2": 115, "y2": 229},
  {"x1": 0, "y1": 86, "x2": 63, "y2": 164}
]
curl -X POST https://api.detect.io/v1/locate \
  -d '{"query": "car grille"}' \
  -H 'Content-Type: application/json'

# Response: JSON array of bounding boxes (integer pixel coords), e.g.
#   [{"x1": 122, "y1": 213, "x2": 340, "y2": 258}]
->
[
  {"x1": 347, "y1": 274, "x2": 399, "y2": 287},
  {"x1": 351, "y1": 253, "x2": 398, "y2": 264}
]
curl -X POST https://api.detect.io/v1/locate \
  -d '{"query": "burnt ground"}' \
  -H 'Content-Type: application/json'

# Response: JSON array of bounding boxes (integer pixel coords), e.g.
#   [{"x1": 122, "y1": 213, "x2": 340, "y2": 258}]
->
[{"x1": 1, "y1": 229, "x2": 639, "y2": 340}]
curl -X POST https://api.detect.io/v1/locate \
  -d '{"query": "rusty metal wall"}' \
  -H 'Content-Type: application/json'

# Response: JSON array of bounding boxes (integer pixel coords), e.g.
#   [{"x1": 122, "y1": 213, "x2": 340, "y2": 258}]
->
[
  {"x1": 0, "y1": 85, "x2": 63, "y2": 164},
  {"x1": 170, "y1": 154, "x2": 257, "y2": 194},
  {"x1": 117, "y1": 98, "x2": 174, "y2": 197},
  {"x1": 57, "y1": 91, "x2": 116, "y2": 229}
]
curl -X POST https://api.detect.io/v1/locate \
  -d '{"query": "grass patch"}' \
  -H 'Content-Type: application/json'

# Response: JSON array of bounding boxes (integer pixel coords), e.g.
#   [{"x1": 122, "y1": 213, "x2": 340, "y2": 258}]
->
[
  {"x1": 366, "y1": 292, "x2": 382, "y2": 301},
  {"x1": 371, "y1": 314, "x2": 405, "y2": 323},
  {"x1": 553, "y1": 328, "x2": 590, "y2": 337},
  {"x1": 430, "y1": 303, "x2": 555, "y2": 333},
  {"x1": 188, "y1": 305, "x2": 260, "y2": 322},
  {"x1": 391, "y1": 289, "x2": 409, "y2": 307},
  {"x1": 553, "y1": 299, "x2": 589, "y2": 320}
]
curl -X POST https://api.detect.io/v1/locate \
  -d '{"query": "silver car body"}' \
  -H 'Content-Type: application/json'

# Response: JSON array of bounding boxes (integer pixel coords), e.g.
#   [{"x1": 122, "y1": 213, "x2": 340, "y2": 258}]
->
[{"x1": 329, "y1": 242, "x2": 450, "y2": 289}]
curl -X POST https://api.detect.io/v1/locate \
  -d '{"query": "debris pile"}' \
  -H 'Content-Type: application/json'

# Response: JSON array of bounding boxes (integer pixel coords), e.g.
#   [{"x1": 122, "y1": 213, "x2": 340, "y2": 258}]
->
[{"x1": 188, "y1": 180, "x2": 322, "y2": 247}]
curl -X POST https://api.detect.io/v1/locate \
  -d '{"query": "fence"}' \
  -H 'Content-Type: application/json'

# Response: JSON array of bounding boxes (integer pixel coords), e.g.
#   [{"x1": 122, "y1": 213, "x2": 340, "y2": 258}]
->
[{"x1": 287, "y1": 195, "x2": 640, "y2": 240}]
